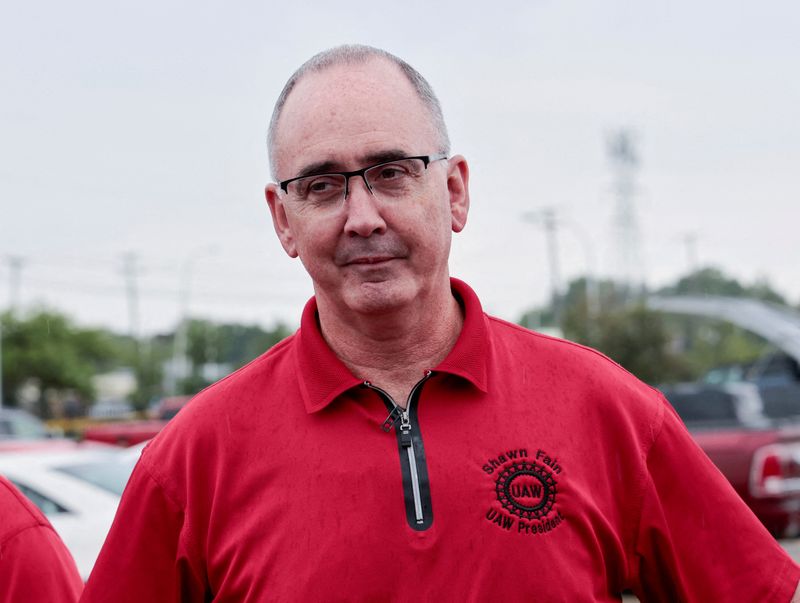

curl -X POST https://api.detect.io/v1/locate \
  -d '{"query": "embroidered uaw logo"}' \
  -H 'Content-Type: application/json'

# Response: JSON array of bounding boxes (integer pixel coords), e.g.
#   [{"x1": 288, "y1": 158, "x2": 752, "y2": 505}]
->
[
  {"x1": 496, "y1": 460, "x2": 556, "y2": 519},
  {"x1": 483, "y1": 448, "x2": 565, "y2": 535}
]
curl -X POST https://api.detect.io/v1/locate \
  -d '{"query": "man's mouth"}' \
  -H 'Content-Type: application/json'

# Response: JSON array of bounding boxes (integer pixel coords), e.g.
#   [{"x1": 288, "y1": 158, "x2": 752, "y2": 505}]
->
[
  {"x1": 334, "y1": 237, "x2": 410, "y2": 267},
  {"x1": 347, "y1": 256, "x2": 395, "y2": 265}
]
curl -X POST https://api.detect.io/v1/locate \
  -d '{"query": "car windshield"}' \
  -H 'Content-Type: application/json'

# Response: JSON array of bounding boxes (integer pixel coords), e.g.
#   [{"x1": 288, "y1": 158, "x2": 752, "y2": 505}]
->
[{"x1": 54, "y1": 456, "x2": 138, "y2": 496}]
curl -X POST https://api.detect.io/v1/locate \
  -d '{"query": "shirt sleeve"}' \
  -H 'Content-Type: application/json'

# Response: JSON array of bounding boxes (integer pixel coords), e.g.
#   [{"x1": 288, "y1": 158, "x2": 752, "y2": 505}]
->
[
  {"x1": 630, "y1": 403, "x2": 800, "y2": 602},
  {"x1": 80, "y1": 460, "x2": 208, "y2": 602},
  {"x1": 0, "y1": 524, "x2": 83, "y2": 603}
]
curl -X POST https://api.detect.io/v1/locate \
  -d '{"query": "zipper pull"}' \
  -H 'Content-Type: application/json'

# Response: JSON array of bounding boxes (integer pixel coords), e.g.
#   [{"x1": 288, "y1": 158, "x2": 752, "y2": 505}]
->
[
  {"x1": 399, "y1": 413, "x2": 412, "y2": 447},
  {"x1": 399, "y1": 424, "x2": 413, "y2": 448},
  {"x1": 381, "y1": 406, "x2": 403, "y2": 432}
]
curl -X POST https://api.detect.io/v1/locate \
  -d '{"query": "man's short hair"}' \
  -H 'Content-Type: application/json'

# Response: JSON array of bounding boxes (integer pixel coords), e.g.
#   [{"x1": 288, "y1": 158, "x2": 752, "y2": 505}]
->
[{"x1": 267, "y1": 44, "x2": 451, "y2": 180}]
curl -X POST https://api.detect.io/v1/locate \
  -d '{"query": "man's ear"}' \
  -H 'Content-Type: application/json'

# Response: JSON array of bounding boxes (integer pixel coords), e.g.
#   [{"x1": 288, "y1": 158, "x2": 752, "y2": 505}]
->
[
  {"x1": 446, "y1": 155, "x2": 470, "y2": 233},
  {"x1": 265, "y1": 183, "x2": 299, "y2": 258}
]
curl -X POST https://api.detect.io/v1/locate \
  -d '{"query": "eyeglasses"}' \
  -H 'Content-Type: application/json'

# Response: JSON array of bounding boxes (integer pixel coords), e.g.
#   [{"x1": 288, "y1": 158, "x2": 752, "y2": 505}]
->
[{"x1": 278, "y1": 153, "x2": 448, "y2": 214}]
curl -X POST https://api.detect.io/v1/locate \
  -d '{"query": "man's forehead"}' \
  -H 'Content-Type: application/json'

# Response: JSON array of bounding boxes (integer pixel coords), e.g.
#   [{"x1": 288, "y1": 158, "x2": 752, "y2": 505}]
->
[
  {"x1": 290, "y1": 57, "x2": 409, "y2": 107},
  {"x1": 273, "y1": 59, "x2": 437, "y2": 177}
]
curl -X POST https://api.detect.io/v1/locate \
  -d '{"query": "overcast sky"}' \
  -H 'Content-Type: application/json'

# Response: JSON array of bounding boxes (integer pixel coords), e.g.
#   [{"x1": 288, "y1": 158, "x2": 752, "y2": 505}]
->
[{"x1": 1, "y1": 1, "x2": 798, "y2": 335}]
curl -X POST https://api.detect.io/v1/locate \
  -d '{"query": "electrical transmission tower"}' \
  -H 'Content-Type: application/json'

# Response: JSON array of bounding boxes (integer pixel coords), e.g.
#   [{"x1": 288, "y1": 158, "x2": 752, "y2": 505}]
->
[{"x1": 606, "y1": 129, "x2": 645, "y2": 295}]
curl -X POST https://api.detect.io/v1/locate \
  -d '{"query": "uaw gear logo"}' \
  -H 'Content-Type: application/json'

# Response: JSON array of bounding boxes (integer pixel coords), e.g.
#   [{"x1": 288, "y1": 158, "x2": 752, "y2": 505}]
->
[{"x1": 483, "y1": 448, "x2": 565, "y2": 536}]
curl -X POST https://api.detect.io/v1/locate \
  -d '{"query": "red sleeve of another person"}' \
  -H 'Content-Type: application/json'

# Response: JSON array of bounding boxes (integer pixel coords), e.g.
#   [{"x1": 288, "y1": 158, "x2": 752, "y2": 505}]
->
[
  {"x1": 80, "y1": 458, "x2": 207, "y2": 602},
  {"x1": 630, "y1": 403, "x2": 800, "y2": 601},
  {"x1": 0, "y1": 476, "x2": 83, "y2": 603}
]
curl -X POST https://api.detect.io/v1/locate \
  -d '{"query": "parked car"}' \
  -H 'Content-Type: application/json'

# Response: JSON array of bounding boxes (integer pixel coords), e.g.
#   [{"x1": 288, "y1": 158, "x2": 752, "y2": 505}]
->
[
  {"x1": 661, "y1": 381, "x2": 800, "y2": 537},
  {"x1": 82, "y1": 395, "x2": 192, "y2": 447},
  {"x1": 0, "y1": 444, "x2": 144, "y2": 579},
  {"x1": 88, "y1": 399, "x2": 136, "y2": 420},
  {"x1": 149, "y1": 395, "x2": 192, "y2": 420},
  {"x1": 0, "y1": 407, "x2": 53, "y2": 439}
]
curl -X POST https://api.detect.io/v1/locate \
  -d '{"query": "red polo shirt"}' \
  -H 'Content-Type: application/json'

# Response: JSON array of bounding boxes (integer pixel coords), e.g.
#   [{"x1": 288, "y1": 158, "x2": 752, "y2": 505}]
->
[
  {"x1": 82, "y1": 279, "x2": 799, "y2": 602},
  {"x1": 0, "y1": 475, "x2": 83, "y2": 602}
]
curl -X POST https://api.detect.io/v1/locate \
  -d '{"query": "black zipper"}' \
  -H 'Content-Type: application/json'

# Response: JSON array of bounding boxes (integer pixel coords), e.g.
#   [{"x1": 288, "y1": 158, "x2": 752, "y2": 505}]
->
[{"x1": 364, "y1": 371, "x2": 434, "y2": 531}]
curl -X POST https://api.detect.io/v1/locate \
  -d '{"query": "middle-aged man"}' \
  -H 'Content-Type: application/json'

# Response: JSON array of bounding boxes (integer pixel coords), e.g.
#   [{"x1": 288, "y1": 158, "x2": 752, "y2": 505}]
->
[{"x1": 83, "y1": 45, "x2": 800, "y2": 602}]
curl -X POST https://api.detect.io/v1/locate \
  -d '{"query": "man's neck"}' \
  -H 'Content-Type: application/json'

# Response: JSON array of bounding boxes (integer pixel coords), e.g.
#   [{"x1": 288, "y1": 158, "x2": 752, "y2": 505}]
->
[{"x1": 316, "y1": 285, "x2": 463, "y2": 407}]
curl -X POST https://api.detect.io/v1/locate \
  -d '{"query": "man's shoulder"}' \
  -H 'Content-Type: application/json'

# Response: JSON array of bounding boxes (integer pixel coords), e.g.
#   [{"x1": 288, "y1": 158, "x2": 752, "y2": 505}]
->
[
  {"x1": 486, "y1": 314, "x2": 630, "y2": 372},
  {"x1": 194, "y1": 331, "x2": 298, "y2": 404},
  {"x1": 141, "y1": 332, "x2": 299, "y2": 459},
  {"x1": 484, "y1": 313, "x2": 665, "y2": 410}
]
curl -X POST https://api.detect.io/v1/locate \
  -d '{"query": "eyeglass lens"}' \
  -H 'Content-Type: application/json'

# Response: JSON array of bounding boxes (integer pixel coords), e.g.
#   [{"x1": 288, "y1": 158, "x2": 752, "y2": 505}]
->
[{"x1": 286, "y1": 158, "x2": 428, "y2": 212}]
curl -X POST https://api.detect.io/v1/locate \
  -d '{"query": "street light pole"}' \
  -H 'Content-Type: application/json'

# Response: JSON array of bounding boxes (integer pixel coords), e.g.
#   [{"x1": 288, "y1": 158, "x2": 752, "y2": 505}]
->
[
  {"x1": 562, "y1": 218, "x2": 601, "y2": 342},
  {"x1": 170, "y1": 247, "x2": 216, "y2": 395},
  {"x1": 522, "y1": 208, "x2": 562, "y2": 327}
]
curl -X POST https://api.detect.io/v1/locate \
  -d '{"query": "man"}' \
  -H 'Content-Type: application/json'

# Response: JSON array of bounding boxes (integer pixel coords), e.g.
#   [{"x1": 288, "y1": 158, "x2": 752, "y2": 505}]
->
[
  {"x1": 0, "y1": 475, "x2": 83, "y2": 602},
  {"x1": 83, "y1": 45, "x2": 800, "y2": 601}
]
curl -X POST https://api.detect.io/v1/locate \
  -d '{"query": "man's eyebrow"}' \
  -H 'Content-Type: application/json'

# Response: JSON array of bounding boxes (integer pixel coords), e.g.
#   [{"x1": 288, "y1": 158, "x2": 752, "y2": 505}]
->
[
  {"x1": 292, "y1": 149, "x2": 412, "y2": 179},
  {"x1": 294, "y1": 160, "x2": 340, "y2": 179},
  {"x1": 361, "y1": 149, "x2": 410, "y2": 165}
]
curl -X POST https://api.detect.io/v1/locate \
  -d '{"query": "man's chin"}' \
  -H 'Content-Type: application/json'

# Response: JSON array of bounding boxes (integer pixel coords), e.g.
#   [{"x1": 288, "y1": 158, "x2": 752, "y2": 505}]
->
[{"x1": 343, "y1": 279, "x2": 415, "y2": 316}]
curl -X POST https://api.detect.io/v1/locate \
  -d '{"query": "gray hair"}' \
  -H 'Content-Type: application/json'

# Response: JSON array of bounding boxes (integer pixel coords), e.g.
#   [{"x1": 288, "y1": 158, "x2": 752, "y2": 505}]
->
[{"x1": 267, "y1": 44, "x2": 451, "y2": 180}]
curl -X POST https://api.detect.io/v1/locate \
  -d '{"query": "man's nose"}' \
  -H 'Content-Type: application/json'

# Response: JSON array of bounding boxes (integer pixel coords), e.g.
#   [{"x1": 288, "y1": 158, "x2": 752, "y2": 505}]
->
[{"x1": 343, "y1": 175, "x2": 387, "y2": 237}]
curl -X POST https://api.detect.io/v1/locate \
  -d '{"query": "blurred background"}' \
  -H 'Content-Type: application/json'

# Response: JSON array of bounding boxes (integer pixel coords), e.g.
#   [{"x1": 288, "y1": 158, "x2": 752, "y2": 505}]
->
[{"x1": 1, "y1": 0, "x2": 799, "y2": 586}]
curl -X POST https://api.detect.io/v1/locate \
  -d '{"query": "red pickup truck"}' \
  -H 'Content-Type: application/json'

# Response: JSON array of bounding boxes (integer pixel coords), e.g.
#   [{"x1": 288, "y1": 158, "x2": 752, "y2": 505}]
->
[{"x1": 661, "y1": 382, "x2": 800, "y2": 537}]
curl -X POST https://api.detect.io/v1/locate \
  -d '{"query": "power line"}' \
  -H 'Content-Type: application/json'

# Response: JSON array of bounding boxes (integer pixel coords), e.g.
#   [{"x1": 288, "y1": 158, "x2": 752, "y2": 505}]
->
[
  {"x1": 0, "y1": 250, "x2": 311, "y2": 285},
  {"x1": 15, "y1": 274, "x2": 306, "y2": 305}
]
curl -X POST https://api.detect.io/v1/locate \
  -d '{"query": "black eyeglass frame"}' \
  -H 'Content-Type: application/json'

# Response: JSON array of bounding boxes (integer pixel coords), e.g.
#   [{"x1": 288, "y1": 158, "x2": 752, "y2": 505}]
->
[{"x1": 278, "y1": 153, "x2": 449, "y2": 199}]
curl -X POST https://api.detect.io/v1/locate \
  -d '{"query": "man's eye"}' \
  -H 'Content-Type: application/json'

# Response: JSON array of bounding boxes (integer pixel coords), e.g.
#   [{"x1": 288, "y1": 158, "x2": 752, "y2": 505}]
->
[
  {"x1": 375, "y1": 165, "x2": 408, "y2": 180},
  {"x1": 310, "y1": 181, "x2": 333, "y2": 192},
  {"x1": 302, "y1": 176, "x2": 343, "y2": 197}
]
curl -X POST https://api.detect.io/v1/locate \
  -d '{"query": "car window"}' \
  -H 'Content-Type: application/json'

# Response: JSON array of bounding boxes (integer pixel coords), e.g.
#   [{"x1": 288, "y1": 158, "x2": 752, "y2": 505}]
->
[
  {"x1": 663, "y1": 389, "x2": 740, "y2": 425},
  {"x1": 54, "y1": 457, "x2": 137, "y2": 496},
  {"x1": 760, "y1": 385, "x2": 800, "y2": 419},
  {"x1": 11, "y1": 481, "x2": 68, "y2": 515}
]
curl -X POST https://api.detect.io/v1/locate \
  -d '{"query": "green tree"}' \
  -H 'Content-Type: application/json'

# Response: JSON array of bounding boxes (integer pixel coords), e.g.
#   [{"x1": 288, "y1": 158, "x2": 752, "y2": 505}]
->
[
  {"x1": 557, "y1": 280, "x2": 689, "y2": 383},
  {"x1": 588, "y1": 305, "x2": 691, "y2": 384},
  {"x1": 660, "y1": 266, "x2": 786, "y2": 304},
  {"x1": 176, "y1": 318, "x2": 292, "y2": 395},
  {"x1": 128, "y1": 338, "x2": 168, "y2": 412},
  {"x1": 1, "y1": 309, "x2": 118, "y2": 412},
  {"x1": 520, "y1": 266, "x2": 792, "y2": 385}
]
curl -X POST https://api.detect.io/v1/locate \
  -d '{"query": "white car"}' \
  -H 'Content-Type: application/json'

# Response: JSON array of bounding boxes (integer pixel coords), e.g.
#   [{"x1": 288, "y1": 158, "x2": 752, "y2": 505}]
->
[{"x1": 0, "y1": 441, "x2": 144, "y2": 579}]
